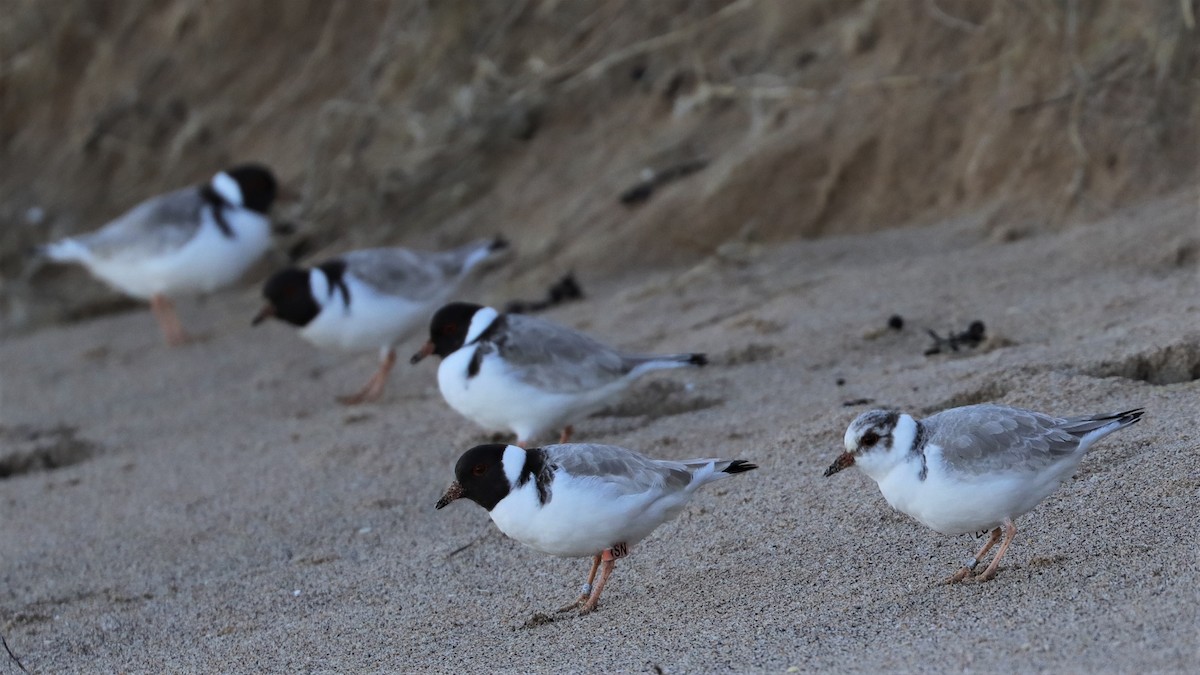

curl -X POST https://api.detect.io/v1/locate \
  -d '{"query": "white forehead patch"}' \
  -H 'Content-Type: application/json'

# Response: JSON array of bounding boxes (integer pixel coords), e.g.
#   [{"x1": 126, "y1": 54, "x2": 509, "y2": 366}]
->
[
  {"x1": 501, "y1": 444, "x2": 526, "y2": 487},
  {"x1": 211, "y1": 171, "x2": 244, "y2": 206},
  {"x1": 464, "y1": 306, "x2": 500, "y2": 345}
]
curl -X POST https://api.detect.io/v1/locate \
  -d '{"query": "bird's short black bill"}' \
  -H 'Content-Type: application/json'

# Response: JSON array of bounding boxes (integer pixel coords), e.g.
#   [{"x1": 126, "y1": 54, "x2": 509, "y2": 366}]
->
[
  {"x1": 410, "y1": 341, "x2": 435, "y2": 365},
  {"x1": 435, "y1": 481, "x2": 464, "y2": 509},
  {"x1": 251, "y1": 304, "x2": 275, "y2": 326},
  {"x1": 824, "y1": 452, "x2": 854, "y2": 477}
]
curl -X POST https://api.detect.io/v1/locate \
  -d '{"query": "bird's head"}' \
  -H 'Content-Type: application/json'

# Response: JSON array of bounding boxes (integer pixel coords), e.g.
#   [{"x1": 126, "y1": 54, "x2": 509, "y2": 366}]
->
[
  {"x1": 825, "y1": 409, "x2": 913, "y2": 479},
  {"x1": 436, "y1": 444, "x2": 523, "y2": 512}
]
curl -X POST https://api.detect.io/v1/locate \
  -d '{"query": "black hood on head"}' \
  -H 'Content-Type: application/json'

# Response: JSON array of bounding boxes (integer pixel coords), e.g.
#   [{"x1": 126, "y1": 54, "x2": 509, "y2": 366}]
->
[
  {"x1": 452, "y1": 443, "x2": 514, "y2": 511},
  {"x1": 426, "y1": 302, "x2": 486, "y2": 358},
  {"x1": 260, "y1": 267, "x2": 319, "y2": 327},
  {"x1": 225, "y1": 164, "x2": 277, "y2": 214}
]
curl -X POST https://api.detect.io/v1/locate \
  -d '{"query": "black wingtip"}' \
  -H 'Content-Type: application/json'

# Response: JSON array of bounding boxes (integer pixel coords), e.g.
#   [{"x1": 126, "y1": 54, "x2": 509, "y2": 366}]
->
[
  {"x1": 489, "y1": 236, "x2": 510, "y2": 252},
  {"x1": 722, "y1": 460, "x2": 757, "y2": 474},
  {"x1": 688, "y1": 353, "x2": 708, "y2": 367},
  {"x1": 1118, "y1": 408, "x2": 1146, "y2": 425}
]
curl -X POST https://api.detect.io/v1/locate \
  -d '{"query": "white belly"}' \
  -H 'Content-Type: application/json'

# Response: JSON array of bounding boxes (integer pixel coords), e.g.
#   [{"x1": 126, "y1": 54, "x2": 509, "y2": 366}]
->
[
  {"x1": 300, "y1": 280, "x2": 428, "y2": 352},
  {"x1": 489, "y1": 474, "x2": 693, "y2": 557},
  {"x1": 876, "y1": 453, "x2": 1082, "y2": 534},
  {"x1": 437, "y1": 348, "x2": 630, "y2": 442},
  {"x1": 87, "y1": 210, "x2": 271, "y2": 299}
]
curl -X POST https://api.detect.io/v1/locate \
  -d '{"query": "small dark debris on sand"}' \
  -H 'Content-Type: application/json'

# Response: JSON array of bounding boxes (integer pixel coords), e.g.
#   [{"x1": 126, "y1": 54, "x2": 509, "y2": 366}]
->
[
  {"x1": 925, "y1": 320, "x2": 986, "y2": 356},
  {"x1": 619, "y1": 159, "x2": 708, "y2": 206},
  {"x1": 520, "y1": 612, "x2": 559, "y2": 629},
  {"x1": 286, "y1": 236, "x2": 315, "y2": 262},
  {"x1": 888, "y1": 314, "x2": 904, "y2": 330},
  {"x1": 842, "y1": 398, "x2": 874, "y2": 407},
  {"x1": 505, "y1": 274, "x2": 584, "y2": 314}
]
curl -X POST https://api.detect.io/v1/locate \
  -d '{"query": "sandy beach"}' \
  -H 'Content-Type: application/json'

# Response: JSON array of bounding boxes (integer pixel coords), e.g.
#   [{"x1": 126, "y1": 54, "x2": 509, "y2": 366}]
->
[{"x1": 1, "y1": 188, "x2": 1196, "y2": 672}]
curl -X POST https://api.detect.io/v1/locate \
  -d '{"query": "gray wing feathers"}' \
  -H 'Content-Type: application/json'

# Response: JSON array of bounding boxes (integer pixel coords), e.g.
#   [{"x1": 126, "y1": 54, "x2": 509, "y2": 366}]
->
[
  {"x1": 544, "y1": 444, "x2": 696, "y2": 494},
  {"x1": 78, "y1": 187, "x2": 205, "y2": 259},
  {"x1": 927, "y1": 404, "x2": 1141, "y2": 475},
  {"x1": 343, "y1": 248, "x2": 448, "y2": 299},
  {"x1": 344, "y1": 239, "x2": 495, "y2": 299},
  {"x1": 495, "y1": 314, "x2": 701, "y2": 392},
  {"x1": 497, "y1": 315, "x2": 631, "y2": 392}
]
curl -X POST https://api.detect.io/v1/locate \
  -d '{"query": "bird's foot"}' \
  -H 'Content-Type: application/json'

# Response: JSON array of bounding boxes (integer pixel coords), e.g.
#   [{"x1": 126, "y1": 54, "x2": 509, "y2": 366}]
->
[
  {"x1": 946, "y1": 556, "x2": 979, "y2": 584},
  {"x1": 164, "y1": 332, "x2": 198, "y2": 347},
  {"x1": 555, "y1": 595, "x2": 589, "y2": 614},
  {"x1": 337, "y1": 381, "x2": 384, "y2": 405},
  {"x1": 337, "y1": 391, "x2": 371, "y2": 406},
  {"x1": 555, "y1": 580, "x2": 593, "y2": 613},
  {"x1": 946, "y1": 568, "x2": 972, "y2": 584}
]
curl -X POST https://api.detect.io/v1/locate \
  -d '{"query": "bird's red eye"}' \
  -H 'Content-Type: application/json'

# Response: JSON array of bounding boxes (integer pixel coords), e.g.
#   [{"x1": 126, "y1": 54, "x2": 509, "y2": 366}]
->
[
  {"x1": 861, "y1": 432, "x2": 879, "y2": 448},
  {"x1": 472, "y1": 464, "x2": 486, "y2": 476},
  {"x1": 443, "y1": 323, "x2": 458, "y2": 336}
]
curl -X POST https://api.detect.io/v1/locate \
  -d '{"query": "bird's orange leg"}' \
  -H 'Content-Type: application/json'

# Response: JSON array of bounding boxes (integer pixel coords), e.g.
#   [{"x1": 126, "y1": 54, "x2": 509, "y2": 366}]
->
[
  {"x1": 578, "y1": 543, "x2": 628, "y2": 615},
  {"x1": 150, "y1": 294, "x2": 190, "y2": 346},
  {"x1": 338, "y1": 348, "x2": 396, "y2": 405},
  {"x1": 558, "y1": 425, "x2": 574, "y2": 444},
  {"x1": 947, "y1": 527, "x2": 1003, "y2": 583},
  {"x1": 556, "y1": 554, "x2": 602, "y2": 613},
  {"x1": 975, "y1": 519, "x2": 1018, "y2": 582}
]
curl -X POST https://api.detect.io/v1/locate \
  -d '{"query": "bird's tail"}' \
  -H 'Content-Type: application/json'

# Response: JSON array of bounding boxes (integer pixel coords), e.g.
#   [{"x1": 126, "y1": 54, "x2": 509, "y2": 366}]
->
[
  {"x1": 1063, "y1": 408, "x2": 1145, "y2": 447},
  {"x1": 626, "y1": 352, "x2": 707, "y2": 377},
  {"x1": 458, "y1": 236, "x2": 510, "y2": 273},
  {"x1": 36, "y1": 238, "x2": 89, "y2": 263},
  {"x1": 682, "y1": 458, "x2": 758, "y2": 486}
]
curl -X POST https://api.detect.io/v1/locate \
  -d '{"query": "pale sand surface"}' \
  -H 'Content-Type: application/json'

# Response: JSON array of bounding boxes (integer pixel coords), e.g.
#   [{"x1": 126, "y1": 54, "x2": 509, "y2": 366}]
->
[{"x1": 1, "y1": 191, "x2": 1197, "y2": 673}]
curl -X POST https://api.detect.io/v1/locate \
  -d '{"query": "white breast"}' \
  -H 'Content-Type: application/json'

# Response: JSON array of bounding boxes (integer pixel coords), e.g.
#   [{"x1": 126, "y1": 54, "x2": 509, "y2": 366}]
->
[
  {"x1": 874, "y1": 444, "x2": 1084, "y2": 535},
  {"x1": 488, "y1": 471, "x2": 695, "y2": 558},
  {"x1": 436, "y1": 347, "x2": 631, "y2": 442},
  {"x1": 299, "y1": 273, "x2": 429, "y2": 351}
]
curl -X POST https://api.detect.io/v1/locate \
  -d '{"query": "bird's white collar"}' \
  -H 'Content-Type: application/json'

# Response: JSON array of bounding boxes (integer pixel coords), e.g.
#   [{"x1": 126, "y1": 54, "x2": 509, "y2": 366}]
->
[
  {"x1": 211, "y1": 171, "x2": 244, "y2": 207},
  {"x1": 465, "y1": 306, "x2": 500, "y2": 345}
]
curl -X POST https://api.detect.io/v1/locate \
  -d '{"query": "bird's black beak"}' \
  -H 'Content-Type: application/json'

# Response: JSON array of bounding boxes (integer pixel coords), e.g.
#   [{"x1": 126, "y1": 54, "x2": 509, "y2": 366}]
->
[
  {"x1": 410, "y1": 341, "x2": 435, "y2": 365},
  {"x1": 435, "y1": 481, "x2": 464, "y2": 509},
  {"x1": 824, "y1": 452, "x2": 854, "y2": 477},
  {"x1": 251, "y1": 304, "x2": 275, "y2": 326}
]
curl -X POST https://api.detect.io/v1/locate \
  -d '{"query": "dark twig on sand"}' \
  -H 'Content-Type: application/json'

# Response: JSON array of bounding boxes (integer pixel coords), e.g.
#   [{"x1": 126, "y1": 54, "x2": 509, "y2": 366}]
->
[
  {"x1": 446, "y1": 527, "x2": 499, "y2": 560},
  {"x1": 2, "y1": 632, "x2": 28, "y2": 674},
  {"x1": 504, "y1": 274, "x2": 584, "y2": 314},
  {"x1": 924, "y1": 320, "x2": 986, "y2": 356}
]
